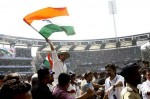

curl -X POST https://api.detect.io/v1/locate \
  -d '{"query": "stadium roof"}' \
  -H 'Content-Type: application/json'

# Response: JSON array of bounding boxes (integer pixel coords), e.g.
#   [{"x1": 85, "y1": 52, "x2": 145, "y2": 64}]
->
[{"x1": 0, "y1": 32, "x2": 150, "y2": 51}]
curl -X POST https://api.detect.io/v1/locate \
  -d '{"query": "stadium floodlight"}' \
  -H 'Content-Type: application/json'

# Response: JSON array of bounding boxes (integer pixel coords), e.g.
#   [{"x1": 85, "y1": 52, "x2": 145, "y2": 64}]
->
[{"x1": 108, "y1": 0, "x2": 118, "y2": 41}]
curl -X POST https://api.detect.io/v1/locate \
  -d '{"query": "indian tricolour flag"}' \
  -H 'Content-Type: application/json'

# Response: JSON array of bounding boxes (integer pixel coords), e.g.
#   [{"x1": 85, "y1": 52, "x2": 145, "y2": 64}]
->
[
  {"x1": 41, "y1": 53, "x2": 53, "y2": 69},
  {"x1": 23, "y1": 7, "x2": 75, "y2": 38}
]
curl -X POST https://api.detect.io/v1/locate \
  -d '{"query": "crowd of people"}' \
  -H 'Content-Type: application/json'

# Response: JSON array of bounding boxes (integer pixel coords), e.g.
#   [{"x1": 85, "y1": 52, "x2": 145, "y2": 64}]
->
[
  {"x1": 33, "y1": 45, "x2": 141, "y2": 73},
  {"x1": 67, "y1": 46, "x2": 141, "y2": 65},
  {"x1": 0, "y1": 60, "x2": 150, "y2": 99},
  {"x1": 0, "y1": 38, "x2": 150, "y2": 99}
]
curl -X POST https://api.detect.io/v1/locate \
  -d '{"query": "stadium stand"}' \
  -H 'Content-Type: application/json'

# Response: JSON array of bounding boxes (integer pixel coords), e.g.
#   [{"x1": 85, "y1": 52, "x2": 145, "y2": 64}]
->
[{"x1": 0, "y1": 32, "x2": 149, "y2": 74}]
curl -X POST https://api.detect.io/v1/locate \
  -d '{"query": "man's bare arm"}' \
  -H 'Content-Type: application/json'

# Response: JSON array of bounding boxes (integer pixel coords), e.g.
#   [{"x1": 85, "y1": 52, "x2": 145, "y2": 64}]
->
[{"x1": 45, "y1": 38, "x2": 54, "y2": 51}]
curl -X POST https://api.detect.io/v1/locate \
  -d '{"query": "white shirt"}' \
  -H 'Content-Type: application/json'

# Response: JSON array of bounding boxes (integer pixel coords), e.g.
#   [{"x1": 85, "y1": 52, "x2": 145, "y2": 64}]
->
[
  {"x1": 141, "y1": 80, "x2": 150, "y2": 99},
  {"x1": 67, "y1": 83, "x2": 81, "y2": 98},
  {"x1": 51, "y1": 50, "x2": 67, "y2": 84},
  {"x1": 105, "y1": 75, "x2": 124, "y2": 99}
]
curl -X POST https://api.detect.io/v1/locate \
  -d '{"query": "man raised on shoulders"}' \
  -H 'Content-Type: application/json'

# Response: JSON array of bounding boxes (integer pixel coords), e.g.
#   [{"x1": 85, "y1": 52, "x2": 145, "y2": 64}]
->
[{"x1": 45, "y1": 38, "x2": 70, "y2": 84}]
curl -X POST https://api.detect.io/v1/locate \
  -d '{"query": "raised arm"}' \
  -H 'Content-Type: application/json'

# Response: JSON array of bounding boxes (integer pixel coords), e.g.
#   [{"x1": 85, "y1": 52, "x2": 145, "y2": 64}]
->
[
  {"x1": 105, "y1": 79, "x2": 124, "y2": 95},
  {"x1": 76, "y1": 88, "x2": 95, "y2": 99},
  {"x1": 45, "y1": 38, "x2": 54, "y2": 51}
]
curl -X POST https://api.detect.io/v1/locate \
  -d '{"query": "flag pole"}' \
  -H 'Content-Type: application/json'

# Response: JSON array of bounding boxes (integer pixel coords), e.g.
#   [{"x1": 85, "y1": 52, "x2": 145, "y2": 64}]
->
[{"x1": 27, "y1": 24, "x2": 47, "y2": 39}]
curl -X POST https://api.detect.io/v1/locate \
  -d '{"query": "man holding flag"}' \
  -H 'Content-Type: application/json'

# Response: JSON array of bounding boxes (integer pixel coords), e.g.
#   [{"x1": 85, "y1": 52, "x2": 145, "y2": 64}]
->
[
  {"x1": 23, "y1": 6, "x2": 75, "y2": 85},
  {"x1": 46, "y1": 38, "x2": 70, "y2": 84}
]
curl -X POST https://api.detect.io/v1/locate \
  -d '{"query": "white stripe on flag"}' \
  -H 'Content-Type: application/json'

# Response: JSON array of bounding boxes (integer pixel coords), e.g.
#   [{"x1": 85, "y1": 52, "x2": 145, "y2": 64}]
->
[{"x1": 31, "y1": 16, "x2": 73, "y2": 31}]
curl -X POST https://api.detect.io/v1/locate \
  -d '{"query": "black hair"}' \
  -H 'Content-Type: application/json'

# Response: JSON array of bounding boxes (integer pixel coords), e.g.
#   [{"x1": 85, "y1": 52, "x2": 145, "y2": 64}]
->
[
  {"x1": 58, "y1": 73, "x2": 70, "y2": 86},
  {"x1": 120, "y1": 63, "x2": 140, "y2": 82},
  {"x1": 140, "y1": 69, "x2": 147, "y2": 75},
  {"x1": 84, "y1": 71, "x2": 93, "y2": 79},
  {"x1": 105, "y1": 64, "x2": 116, "y2": 73},
  {"x1": 69, "y1": 72, "x2": 76, "y2": 78},
  {"x1": 1, "y1": 79, "x2": 31, "y2": 99},
  {"x1": 70, "y1": 74, "x2": 76, "y2": 78},
  {"x1": 3, "y1": 73, "x2": 22, "y2": 83},
  {"x1": 37, "y1": 66, "x2": 49, "y2": 81}
]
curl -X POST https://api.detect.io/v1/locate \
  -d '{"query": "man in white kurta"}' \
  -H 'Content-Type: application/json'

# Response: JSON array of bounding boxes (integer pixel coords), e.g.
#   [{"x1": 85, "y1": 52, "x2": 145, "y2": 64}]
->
[
  {"x1": 46, "y1": 38, "x2": 70, "y2": 84},
  {"x1": 51, "y1": 50, "x2": 68, "y2": 84}
]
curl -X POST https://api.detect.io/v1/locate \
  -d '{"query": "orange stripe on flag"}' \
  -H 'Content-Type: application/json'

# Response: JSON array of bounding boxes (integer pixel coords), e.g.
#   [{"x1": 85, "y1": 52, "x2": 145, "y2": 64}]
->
[
  {"x1": 23, "y1": 7, "x2": 69, "y2": 25},
  {"x1": 47, "y1": 53, "x2": 53, "y2": 69}
]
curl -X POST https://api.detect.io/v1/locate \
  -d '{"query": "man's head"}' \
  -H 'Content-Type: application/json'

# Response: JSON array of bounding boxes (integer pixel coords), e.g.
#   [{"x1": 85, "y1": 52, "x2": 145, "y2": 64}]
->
[
  {"x1": 93, "y1": 72, "x2": 98, "y2": 79},
  {"x1": 3, "y1": 73, "x2": 22, "y2": 83},
  {"x1": 58, "y1": 73, "x2": 71, "y2": 89},
  {"x1": 120, "y1": 63, "x2": 141, "y2": 87},
  {"x1": 1, "y1": 77, "x2": 32, "y2": 99},
  {"x1": 69, "y1": 72, "x2": 76, "y2": 83},
  {"x1": 99, "y1": 72, "x2": 106, "y2": 78},
  {"x1": 37, "y1": 66, "x2": 54, "y2": 84},
  {"x1": 84, "y1": 71, "x2": 93, "y2": 82},
  {"x1": 105, "y1": 64, "x2": 116, "y2": 77},
  {"x1": 57, "y1": 51, "x2": 70, "y2": 62},
  {"x1": 142, "y1": 60, "x2": 149, "y2": 68}
]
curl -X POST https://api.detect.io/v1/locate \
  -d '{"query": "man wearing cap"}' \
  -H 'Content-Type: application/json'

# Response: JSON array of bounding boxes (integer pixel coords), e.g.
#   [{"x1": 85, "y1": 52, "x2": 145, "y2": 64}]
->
[
  {"x1": 120, "y1": 63, "x2": 141, "y2": 99},
  {"x1": 46, "y1": 38, "x2": 70, "y2": 84}
]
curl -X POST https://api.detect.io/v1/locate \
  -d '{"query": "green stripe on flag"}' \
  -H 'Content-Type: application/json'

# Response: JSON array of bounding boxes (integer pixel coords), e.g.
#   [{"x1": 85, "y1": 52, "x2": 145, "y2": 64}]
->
[
  {"x1": 39, "y1": 24, "x2": 63, "y2": 38},
  {"x1": 61, "y1": 26, "x2": 75, "y2": 35},
  {"x1": 39, "y1": 24, "x2": 75, "y2": 38},
  {"x1": 43, "y1": 59, "x2": 50, "y2": 69}
]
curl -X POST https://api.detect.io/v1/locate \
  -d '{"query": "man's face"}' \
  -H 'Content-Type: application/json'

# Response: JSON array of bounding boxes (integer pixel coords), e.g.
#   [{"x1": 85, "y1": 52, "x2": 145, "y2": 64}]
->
[
  {"x1": 45, "y1": 73, "x2": 54, "y2": 84},
  {"x1": 71, "y1": 76, "x2": 76, "y2": 82},
  {"x1": 105, "y1": 67, "x2": 115, "y2": 77},
  {"x1": 93, "y1": 73, "x2": 98, "y2": 78},
  {"x1": 87, "y1": 74, "x2": 93, "y2": 82},
  {"x1": 59, "y1": 54, "x2": 67, "y2": 61},
  {"x1": 146, "y1": 71, "x2": 150, "y2": 81}
]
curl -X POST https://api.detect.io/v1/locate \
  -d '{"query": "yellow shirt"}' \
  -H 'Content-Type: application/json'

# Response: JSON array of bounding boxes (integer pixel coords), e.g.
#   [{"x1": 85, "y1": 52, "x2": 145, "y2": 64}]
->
[{"x1": 121, "y1": 83, "x2": 141, "y2": 99}]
